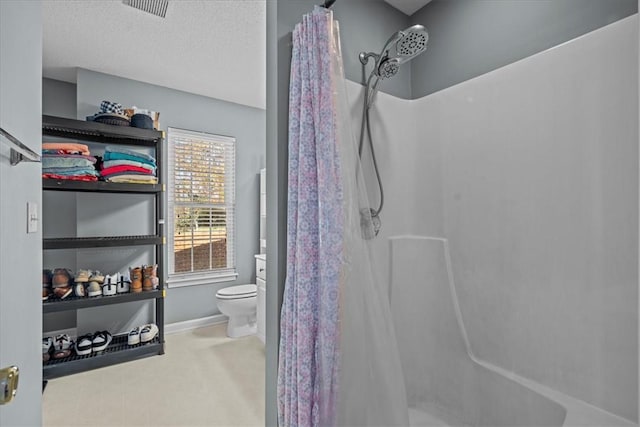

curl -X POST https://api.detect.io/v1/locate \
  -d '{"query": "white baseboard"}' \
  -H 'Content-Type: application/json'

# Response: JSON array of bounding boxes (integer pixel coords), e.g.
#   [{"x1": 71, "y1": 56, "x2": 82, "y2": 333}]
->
[{"x1": 165, "y1": 314, "x2": 228, "y2": 335}]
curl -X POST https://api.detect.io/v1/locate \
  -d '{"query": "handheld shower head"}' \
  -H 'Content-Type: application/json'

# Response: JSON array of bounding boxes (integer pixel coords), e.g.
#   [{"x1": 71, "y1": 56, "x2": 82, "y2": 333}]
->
[
  {"x1": 365, "y1": 24, "x2": 429, "y2": 79},
  {"x1": 396, "y1": 24, "x2": 429, "y2": 59}
]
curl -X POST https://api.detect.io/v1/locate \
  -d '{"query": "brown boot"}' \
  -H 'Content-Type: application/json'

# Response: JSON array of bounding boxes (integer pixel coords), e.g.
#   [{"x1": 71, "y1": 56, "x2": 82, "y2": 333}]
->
[
  {"x1": 142, "y1": 264, "x2": 158, "y2": 292},
  {"x1": 129, "y1": 267, "x2": 143, "y2": 293}
]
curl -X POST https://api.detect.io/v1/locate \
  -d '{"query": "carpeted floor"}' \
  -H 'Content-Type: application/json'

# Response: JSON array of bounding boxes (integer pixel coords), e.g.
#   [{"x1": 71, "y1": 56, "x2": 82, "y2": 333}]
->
[{"x1": 43, "y1": 323, "x2": 265, "y2": 426}]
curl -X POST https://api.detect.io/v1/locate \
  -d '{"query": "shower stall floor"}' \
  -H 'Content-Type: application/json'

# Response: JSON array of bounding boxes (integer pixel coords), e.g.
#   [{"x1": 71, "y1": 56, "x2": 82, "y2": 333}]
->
[{"x1": 408, "y1": 407, "x2": 452, "y2": 427}]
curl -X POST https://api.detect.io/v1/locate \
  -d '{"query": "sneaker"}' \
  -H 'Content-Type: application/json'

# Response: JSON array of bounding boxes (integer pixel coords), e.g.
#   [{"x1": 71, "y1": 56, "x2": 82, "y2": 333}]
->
[
  {"x1": 140, "y1": 324, "x2": 158, "y2": 343},
  {"x1": 89, "y1": 271, "x2": 105, "y2": 283},
  {"x1": 74, "y1": 269, "x2": 91, "y2": 283},
  {"x1": 42, "y1": 337, "x2": 53, "y2": 362},
  {"x1": 42, "y1": 288, "x2": 51, "y2": 301},
  {"x1": 102, "y1": 282, "x2": 117, "y2": 296},
  {"x1": 87, "y1": 281, "x2": 102, "y2": 297},
  {"x1": 53, "y1": 286, "x2": 72, "y2": 300},
  {"x1": 74, "y1": 282, "x2": 86, "y2": 297},
  {"x1": 53, "y1": 334, "x2": 73, "y2": 359},
  {"x1": 91, "y1": 331, "x2": 112, "y2": 352},
  {"x1": 127, "y1": 326, "x2": 141, "y2": 345},
  {"x1": 103, "y1": 273, "x2": 118, "y2": 286},
  {"x1": 117, "y1": 280, "x2": 130, "y2": 294},
  {"x1": 75, "y1": 334, "x2": 93, "y2": 356}
]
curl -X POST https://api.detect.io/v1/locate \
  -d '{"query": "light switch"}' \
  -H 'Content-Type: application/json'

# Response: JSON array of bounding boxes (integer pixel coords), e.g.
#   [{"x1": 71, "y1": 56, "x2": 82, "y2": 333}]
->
[{"x1": 27, "y1": 202, "x2": 38, "y2": 233}]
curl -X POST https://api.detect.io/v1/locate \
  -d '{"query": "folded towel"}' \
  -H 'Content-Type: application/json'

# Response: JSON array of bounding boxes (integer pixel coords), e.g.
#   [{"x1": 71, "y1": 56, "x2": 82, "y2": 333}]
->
[
  {"x1": 43, "y1": 157, "x2": 96, "y2": 169},
  {"x1": 42, "y1": 142, "x2": 90, "y2": 156},
  {"x1": 43, "y1": 153, "x2": 97, "y2": 161},
  {"x1": 103, "y1": 152, "x2": 156, "y2": 167},
  {"x1": 104, "y1": 146, "x2": 156, "y2": 163},
  {"x1": 102, "y1": 159, "x2": 155, "y2": 173},
  {"x1": 101, "y1": 165, "x2": 154, "y2": 177},
  {"x1": 42, "y1": 167, "x2": 100, "y2": 176},
  {"x1": 42, "y1": 173, "x2": 99, "y2": 182},
  {"x1": 43, "y1": 149, "x2": 88, "y2": 156},
  {"x1": 105, "y1": 175, "x2": 158, "y2": 184}
]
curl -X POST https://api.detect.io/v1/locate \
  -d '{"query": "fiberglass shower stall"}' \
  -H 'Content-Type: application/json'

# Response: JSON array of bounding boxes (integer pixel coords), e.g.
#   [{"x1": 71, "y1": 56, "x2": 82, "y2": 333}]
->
[{"x1": 268, "y1": 1, "x2": 639, "y2": 426}]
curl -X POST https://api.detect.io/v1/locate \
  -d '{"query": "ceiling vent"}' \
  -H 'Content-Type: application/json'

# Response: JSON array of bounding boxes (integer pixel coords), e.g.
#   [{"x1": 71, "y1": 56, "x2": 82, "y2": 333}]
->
[{"x1": 122, "y1": 0, "x2": 169, "y2": 18}]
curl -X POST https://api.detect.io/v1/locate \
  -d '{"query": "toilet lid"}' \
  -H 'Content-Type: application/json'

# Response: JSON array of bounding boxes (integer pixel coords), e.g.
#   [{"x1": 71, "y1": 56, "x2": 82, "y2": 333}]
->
[{"x1": 216, "y1": 284, "x2": 257, "y2": 299}]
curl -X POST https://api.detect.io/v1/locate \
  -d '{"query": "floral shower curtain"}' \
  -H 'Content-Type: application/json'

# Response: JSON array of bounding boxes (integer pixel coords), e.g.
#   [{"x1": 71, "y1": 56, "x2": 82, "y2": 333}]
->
[{"x1": 278, "y1": 7, "x2": 409, "y2": 427}]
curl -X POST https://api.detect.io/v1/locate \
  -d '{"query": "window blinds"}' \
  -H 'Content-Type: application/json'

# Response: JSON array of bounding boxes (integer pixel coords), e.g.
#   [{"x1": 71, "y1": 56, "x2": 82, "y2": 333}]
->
[{"x1": 167, "y1": 128, "x2": 236, "y2": 278}]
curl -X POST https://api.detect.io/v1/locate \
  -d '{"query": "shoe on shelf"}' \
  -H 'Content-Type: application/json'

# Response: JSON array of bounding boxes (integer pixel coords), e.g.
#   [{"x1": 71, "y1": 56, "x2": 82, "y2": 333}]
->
[
  {"x1": 142, "y1": 264, "x2": 158, "y2": 291},
  {"x1": 52, "y1": 268, "x2": 73, "y2": 288},
  {"x1": 140, "y1": 324, "x2": 159, "y2": 343},
  {"x1": 102, "y1": 282, "x2": 117, "y2": 296},
  {"x1": 53, "y1": 334, "x2": 73, "y2": 359},
  {"x1": 89, "y1": 271, "x2": 105, "y2": 283},
  {"x1": 87, "y1": 281, "x2": 102, "y2": 297},
  {"x1": 129, "y1": 267, "x2": 142, "y2": 293},
  {"x1": 103, "y1": 273, "x2": 118, "y2": 285},
  {"x1": 117, "y1": 271, "x2": 131, "y2": 294},
  {"x1": 42, "y1": 288, "x2": 51, "y2": 301},
  {"x1": 42, "y1": 337, "x2": 53, "y2": 362},
  {"x1": 75, "y1": 334, "x2": 93, "y2": 356},
  {"x1": 42, "y1": 269, "x2": 52, "y2": 287},
  {"x1": 75, "y1": 269, "x2": 91, "y2": 283},
  {"x1": 74, "y1": 282, "x2": 86, "y2": 297},
  {"x1": 53, "y1": 286, "x2": 72, "y2": 300},
  {"x1": 91, "y1": 331, "x2": 112, "y2": 352},
  {"x1": 127, "y1": 326, "x2": 141, "y2": 345}
]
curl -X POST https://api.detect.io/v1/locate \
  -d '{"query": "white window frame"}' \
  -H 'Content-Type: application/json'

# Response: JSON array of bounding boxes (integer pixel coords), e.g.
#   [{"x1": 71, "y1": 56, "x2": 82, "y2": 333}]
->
[{"x1": 166, "y1": 127, "x2": 238, "y2": 288}]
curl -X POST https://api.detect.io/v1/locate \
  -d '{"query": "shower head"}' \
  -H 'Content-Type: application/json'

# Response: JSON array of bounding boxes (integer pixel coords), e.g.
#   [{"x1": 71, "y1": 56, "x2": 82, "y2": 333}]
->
[
  {"x1": 396, "y1": 24, "x2": 429, "y2": 59},
  {"x1": 377, "y1": 58, "x2": 400, "y2": 79},
  {"x1": 361, "y1": 24, "x2": 429, "y2": 80}
]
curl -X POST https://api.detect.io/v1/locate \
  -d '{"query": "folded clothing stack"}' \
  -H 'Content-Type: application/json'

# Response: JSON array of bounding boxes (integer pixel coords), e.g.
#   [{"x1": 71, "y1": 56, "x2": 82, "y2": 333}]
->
[
  {"x1": 101, "y1": 145, "x2": 158, "y2": 184},
  {"x1": 42, "y1": 143, "x2": 99, "y2": 182}
]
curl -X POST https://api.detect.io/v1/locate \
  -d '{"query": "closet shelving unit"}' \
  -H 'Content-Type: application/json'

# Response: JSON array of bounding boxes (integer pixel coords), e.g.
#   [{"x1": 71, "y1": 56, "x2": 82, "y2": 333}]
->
[{"x1": 41, "y1": 114, "x2": 165, "y2": 379}]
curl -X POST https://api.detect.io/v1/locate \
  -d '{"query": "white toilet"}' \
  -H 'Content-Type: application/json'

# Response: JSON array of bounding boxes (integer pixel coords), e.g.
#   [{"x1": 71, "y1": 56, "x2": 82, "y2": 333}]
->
[{"x1": 216, "y1": 284, "x2": 258, "y2": 338}]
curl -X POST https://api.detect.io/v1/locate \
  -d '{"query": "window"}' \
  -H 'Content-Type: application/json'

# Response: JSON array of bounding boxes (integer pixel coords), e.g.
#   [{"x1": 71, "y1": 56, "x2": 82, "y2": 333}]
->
[{"x1": 167, "y1": 127, "x2": 236, "y2": 287}]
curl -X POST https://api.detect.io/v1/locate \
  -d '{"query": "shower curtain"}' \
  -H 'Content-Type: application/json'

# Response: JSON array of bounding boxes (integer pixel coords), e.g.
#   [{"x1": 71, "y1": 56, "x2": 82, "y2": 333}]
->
[{"x1": 278, "y1": 7, "x2": 409, "y2": 427}]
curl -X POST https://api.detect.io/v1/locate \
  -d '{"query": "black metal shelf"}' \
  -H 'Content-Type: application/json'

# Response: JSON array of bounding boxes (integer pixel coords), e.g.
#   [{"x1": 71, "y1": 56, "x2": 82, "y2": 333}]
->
[
  {"x1": 43, "y1": 334, "x2": 163, "y2": 380},
  {"x1": 42, "y1": 114, "x2": 165, "y2": 379},
  {"x1": 44, "y1": 235, "x2": 162, "y2": 249},
  {"x1": 43, "y1": 179, "x2": 162, "y2": 194},
  {"x1": 43, "y1": 290, "x2": 162, "y2": 313},
  {"x1": 42, "y1": 115, "x2": 163, "y2": 146}
]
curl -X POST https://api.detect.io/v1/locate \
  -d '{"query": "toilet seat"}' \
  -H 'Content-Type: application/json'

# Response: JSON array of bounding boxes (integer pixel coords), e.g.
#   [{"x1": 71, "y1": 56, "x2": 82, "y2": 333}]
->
[{"x1": 216, "y1": 284, "x2": 257, "y2": 300}]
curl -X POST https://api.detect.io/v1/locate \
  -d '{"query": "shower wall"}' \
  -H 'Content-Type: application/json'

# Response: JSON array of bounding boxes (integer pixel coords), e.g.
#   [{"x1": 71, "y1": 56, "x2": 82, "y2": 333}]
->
[
  {"x1": 346, "y1": 15, "x2": 638, "y2": 422},
  {"x1": 420, "y1": 15, "x2": 636, "y2": 421}
]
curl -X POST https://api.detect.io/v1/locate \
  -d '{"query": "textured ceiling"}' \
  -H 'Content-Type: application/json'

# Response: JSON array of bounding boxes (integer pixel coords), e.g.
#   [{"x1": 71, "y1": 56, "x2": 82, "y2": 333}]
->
[
  {"x1": 43, "y1": 0, "x2": 266, "y2": 110},
  {"x1": 384, "y1": 0, "x2": 433, "y2": 16}
]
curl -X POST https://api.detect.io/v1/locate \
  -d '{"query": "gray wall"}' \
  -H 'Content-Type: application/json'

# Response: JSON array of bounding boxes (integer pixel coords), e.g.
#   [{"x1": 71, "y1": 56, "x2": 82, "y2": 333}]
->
[
  {"x1": 43, "y1": 78, "x2": 76, "y2": 119},
  {"x1": 42, "y1": 68, "x2": 266, "y2": 326},
  {"x1": 410, "y1": 0, "x2": 638, "y2": 97},
  {"x1": 41, "y1": 78, "x2": 78, "y2": 332},
  {"x1": 0, "y1": 1, "x2": 43, "y2": 425},
  {"x1": 277, "y1": 0, "x2": 412, "y2": 98}
]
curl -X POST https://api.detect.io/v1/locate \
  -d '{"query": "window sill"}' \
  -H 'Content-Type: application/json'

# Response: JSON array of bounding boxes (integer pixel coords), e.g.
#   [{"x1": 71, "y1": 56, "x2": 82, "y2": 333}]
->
[{"x1": 167, "y1": 272, "x2": 238, "y2": 289}]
